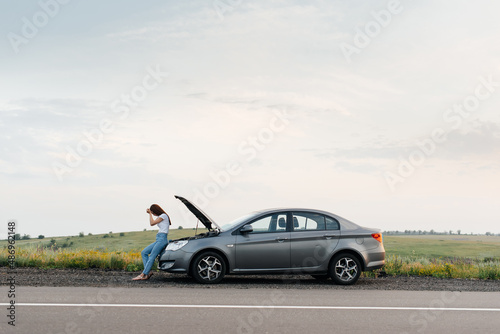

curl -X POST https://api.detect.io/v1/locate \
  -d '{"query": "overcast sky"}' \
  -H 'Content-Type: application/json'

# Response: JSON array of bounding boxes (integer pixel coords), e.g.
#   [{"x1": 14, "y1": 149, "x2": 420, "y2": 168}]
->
[{"x1": 1, "y1": 0, "x2": 499, "y2": 238}]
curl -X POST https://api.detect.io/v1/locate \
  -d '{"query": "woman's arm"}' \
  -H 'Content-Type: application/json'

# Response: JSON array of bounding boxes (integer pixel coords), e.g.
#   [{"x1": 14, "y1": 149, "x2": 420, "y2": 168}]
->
[{"x1": 147, "y1": 209, "x2": 164, "y2": 226}]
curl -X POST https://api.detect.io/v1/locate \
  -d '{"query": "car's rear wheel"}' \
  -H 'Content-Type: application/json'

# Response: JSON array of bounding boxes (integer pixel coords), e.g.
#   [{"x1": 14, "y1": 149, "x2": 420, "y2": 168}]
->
[
  {"x1": 191, "y1": 252, "x2": 226, "y2": 284},
  {"x1": 329, "y1": 253, "x2": 361, "y2": 285}
]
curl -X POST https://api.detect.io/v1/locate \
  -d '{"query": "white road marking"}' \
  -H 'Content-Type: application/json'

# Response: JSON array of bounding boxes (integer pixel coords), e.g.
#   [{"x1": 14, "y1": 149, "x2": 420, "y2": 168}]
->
[{"x1": 2, "y1": 303, "x2": 500, "y2": 312}]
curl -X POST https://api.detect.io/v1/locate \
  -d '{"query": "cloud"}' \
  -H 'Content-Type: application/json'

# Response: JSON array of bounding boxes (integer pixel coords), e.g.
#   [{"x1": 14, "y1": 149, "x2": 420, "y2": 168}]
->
[
  {"x1": 0, "y1": 98, "x2": 108, "y2": 129},
  {"x1": 315, "y1": 145, "x2": 406, "y2": 160},
  {"x1": 308, "y1": 120, "x2": 500, "y2": 173},
  {"x1": 0, "y1": 98, "x2": 119, "y2": 180},
  {"x1": 333, "y1": 161, "x2": 383, "y2": 174},
  {"x1": 441, "y1": 120, "x2": 500, "y2": 159}
]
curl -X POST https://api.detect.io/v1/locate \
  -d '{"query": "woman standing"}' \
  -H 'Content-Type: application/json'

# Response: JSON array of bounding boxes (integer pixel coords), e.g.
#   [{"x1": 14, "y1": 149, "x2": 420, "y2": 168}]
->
[{"x1": 132, "y1": 204, "x2": 170, "y2": 281}]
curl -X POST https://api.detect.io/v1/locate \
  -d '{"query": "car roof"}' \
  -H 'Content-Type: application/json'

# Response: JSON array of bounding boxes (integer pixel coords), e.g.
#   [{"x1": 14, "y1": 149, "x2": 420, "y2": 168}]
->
[
  {"x1": 246, "y1": 208, "x2": 362, "y2": 229},
  {"x1": 252, "y1": 207, "x2": 339, "y2": 216}
]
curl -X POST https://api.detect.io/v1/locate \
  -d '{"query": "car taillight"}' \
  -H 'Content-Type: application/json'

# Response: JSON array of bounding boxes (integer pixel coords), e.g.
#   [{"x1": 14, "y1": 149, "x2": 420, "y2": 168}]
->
[{"x1": 372, "y1": 233, "x2": 382, "y2": 243}]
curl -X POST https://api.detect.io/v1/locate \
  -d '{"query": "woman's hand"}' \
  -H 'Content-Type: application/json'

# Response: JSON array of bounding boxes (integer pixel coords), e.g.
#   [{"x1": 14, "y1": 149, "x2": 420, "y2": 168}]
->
[{"x1": 146, "y1": 208, "x2": 151, "y2": 214}]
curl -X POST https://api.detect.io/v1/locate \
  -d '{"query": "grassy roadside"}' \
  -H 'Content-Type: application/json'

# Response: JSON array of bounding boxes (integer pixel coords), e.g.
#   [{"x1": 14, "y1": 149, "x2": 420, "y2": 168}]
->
[
  {"x1": 2, "y1": 233, "x2": 500, "y2": 279},
  {"x1": 0, "y1": 229, "x2": 208, "y2": 252},
  {"x1": 0, "y1": 229, "x2": 208, "y2": 272},
  {"x1": 365, "y1": 235, "x2": 500, "y2": 280},
  {"x1": 364, "y1": 256, "x2": 500, "y2": 280},
  {"x1": 1, "y1": 248, "x2": 144, "y2": 271}
]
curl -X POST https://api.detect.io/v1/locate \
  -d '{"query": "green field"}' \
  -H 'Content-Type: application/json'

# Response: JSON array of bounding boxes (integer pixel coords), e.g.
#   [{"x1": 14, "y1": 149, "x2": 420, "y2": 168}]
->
[
  {"x1": 0, "y1": 229, "x2": 208, "y2": 252},
  {"x1": 383, "y1": 235, "x2": 500, "y2": 260},
  {"x1": 3, "y1": 232, "x2": 500, "y2": 260},
  {"x1": 2, "y1": 232, "x2": 500, "y2": 279}
]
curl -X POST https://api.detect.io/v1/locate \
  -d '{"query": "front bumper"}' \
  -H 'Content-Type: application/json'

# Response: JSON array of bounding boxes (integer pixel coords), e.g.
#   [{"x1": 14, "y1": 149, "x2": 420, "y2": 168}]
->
[{"x1": 158, "y1": 249, "x2": 191, "y2": 273}]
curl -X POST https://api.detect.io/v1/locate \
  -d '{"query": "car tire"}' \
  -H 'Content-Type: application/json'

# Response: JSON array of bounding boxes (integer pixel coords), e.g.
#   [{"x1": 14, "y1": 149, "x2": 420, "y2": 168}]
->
[
  {"x1": 191, "y1": 251, "x2": 226, "y2": 284},
  {"x1": 329, "y1": 253, "x2": 361, "y2": 285}
]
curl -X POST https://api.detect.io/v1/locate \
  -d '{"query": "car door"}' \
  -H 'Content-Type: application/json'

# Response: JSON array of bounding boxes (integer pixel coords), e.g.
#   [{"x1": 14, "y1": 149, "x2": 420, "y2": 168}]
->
[
  {"x1": 234, "y1": 212, "x2": 290, "y2": 270},
  {"x1": 290, "y1": 212, "x2": 340, "y2": 269}
]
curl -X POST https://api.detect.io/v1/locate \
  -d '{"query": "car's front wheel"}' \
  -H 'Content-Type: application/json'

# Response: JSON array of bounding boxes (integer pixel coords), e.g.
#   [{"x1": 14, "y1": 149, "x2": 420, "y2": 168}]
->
[
  {"x1": 329, "y1": 253, "x2": 361, "y2": 285},
  {"x1": 191, "y1": 252, "x2": 226, "y2": 284}
]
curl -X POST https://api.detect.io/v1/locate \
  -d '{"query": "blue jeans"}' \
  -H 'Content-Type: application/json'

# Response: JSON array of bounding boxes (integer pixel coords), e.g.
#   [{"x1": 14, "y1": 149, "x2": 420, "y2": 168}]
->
[{"x1": 141, "y1": 233, "x2": 168, "y2": 275}]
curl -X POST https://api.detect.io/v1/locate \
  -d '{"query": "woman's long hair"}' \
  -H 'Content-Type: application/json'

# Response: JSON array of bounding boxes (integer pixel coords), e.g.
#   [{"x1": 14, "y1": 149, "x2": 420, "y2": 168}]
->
[{"x1": 150, "y1": 204, "x2": 171, "y2": 225}]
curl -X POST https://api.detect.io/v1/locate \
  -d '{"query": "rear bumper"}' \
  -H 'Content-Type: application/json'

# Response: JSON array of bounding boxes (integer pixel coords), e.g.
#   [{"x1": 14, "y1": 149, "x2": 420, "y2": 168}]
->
[
  {"x1": 365, "y1": 260, "x2": 385, "y2": 271},
  {"x1": 364, "y1": 251, "x2": 385, "y2": 271}
]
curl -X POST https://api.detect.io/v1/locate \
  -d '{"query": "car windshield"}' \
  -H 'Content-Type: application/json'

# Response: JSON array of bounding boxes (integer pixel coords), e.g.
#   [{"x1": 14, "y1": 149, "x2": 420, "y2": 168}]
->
[{"x1": 220, "y1": 212, "x2": 259, "y2": 231}]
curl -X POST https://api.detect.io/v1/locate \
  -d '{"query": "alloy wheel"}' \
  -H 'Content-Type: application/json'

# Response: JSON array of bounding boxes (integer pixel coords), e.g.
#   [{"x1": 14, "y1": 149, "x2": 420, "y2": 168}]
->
[
  {"x1": 334, "y1": 257, "x2": 359, "y2": 282},
  {"x1": 197, "y1": 255, "x2": 222, "y2": 281}
]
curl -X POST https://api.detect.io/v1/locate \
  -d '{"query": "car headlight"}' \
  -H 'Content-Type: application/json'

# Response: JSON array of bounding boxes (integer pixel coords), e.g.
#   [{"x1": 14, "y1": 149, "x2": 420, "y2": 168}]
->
[{"x1": 166, "y1": 240, "x2": 188, "y2": 251}]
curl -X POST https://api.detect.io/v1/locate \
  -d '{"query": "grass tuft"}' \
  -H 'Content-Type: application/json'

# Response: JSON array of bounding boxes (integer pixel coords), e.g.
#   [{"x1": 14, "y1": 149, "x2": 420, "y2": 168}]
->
[
  {"x1": 364, "y1": 255, "x2": 500, "y2": 280},
  {"x1": 0, "y1": 247, "x2": 143, "y2": 271}
]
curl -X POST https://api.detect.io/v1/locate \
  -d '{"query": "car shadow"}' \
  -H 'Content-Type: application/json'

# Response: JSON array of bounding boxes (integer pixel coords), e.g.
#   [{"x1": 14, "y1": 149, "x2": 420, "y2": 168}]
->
[{"x1": 152, "y1": 273, "x2": 381, "y2": 288}]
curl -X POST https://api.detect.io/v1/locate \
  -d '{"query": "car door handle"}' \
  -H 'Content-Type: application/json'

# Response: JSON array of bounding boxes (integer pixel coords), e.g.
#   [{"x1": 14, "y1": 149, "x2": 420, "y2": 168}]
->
[
  {"x1": 275, "y1": 237, "x2": 288, "y2": 242},
  {"x1": 323, "y1": 234, "x2": 338, "y2": 239}
]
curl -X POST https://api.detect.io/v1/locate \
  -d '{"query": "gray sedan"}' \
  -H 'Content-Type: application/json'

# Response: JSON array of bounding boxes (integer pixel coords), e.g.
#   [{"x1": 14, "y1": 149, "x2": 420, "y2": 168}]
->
[{"x1": 158, "y1": 196, "x2": 385, "y2": 285}]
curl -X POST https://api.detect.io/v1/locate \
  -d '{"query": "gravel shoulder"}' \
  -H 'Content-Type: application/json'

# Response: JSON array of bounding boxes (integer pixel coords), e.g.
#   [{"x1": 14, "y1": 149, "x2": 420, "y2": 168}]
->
[{"x1": 2, "y1": 267, "x2": 500, "y2": 291}]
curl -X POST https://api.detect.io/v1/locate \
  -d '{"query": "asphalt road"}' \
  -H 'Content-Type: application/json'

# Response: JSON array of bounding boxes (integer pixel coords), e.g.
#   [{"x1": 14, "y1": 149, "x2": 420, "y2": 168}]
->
[{"x1": 2, "y1": 287, "x2": 500, "y2": 334}]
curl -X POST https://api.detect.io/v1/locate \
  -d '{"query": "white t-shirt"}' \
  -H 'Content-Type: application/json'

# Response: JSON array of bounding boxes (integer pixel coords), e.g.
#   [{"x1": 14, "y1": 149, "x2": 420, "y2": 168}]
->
[{"x1": 157, "y1": 213, "x2": 170, "y2": 234}]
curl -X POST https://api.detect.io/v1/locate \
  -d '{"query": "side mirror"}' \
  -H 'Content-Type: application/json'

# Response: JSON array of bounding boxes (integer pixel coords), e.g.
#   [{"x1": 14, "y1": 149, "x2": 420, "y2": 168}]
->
[{"x1": 240, "y1": 224, "x2": 253, "y2": 234}]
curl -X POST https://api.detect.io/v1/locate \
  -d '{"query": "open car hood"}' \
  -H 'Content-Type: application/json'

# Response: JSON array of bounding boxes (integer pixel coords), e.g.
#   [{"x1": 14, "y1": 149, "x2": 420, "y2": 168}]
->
[{"x1": 174, "y1": 195, "x2": 221, "y2": 231}]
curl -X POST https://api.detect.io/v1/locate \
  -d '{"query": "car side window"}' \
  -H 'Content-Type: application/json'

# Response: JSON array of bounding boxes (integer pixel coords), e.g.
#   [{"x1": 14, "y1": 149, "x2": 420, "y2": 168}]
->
[
  {"x1": 247, "y1": 213, "x2": 288, "y2": 233},
  {"x1": 292, "y1": 213, "x2": 326, "y2": 231},
  {"x1": 326, "y1": 216, "x2": 340, "y2": 230}
]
